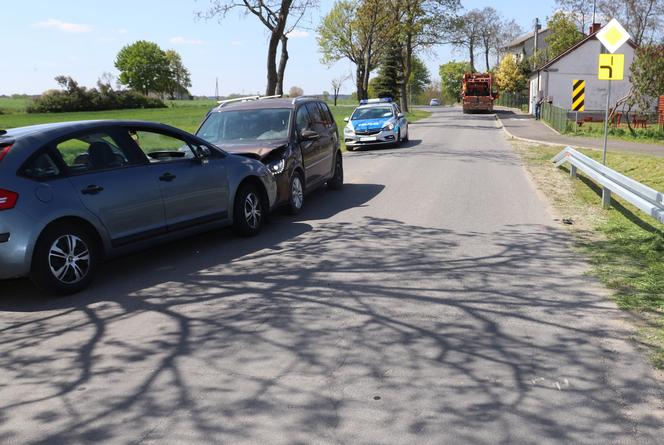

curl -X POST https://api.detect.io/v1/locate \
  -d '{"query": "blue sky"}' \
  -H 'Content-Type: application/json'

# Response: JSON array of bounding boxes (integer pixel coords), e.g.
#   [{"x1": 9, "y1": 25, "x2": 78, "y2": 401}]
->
[{"x1": 2, "y1": 0, "x2": 557, "y2": 96}]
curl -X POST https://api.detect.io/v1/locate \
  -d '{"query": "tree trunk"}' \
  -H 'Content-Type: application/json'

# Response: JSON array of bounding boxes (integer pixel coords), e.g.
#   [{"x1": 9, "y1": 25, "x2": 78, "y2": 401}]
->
[
  {"x1": 400, "y1": 40, "x2": 413, "y2": 112},
  {"x1": 266, "y1": 31, "x2": 281, "y2": 96},
  {"x1": 356, "y1": 65, "x2": 366, "y2": 102},
  {"x1": 484, "y1": 47, "x2": 490, "y2": 72},
  {"x1": 469, "y1": 41, "x2": 475, "y2": 73},
  {"x1": 276, "y1": 36, "x2": 289, "y2": 96},
  {"x1": 334, "y1": 88, "x2": 339, "y2": 106}
]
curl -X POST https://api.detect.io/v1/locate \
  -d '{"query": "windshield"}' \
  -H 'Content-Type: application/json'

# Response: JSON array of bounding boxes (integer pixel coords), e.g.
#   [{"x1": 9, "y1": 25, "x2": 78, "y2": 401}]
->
[
  {"x1": 351, "y1": 106, "x2": 394, "y2": 121},
  {"x1": 197, "y1": 108, "x2": 292, "y2": 143}
]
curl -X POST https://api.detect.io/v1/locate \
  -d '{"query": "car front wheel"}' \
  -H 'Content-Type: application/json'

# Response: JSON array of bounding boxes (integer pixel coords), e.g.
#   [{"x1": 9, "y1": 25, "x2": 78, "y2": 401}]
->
[
  {"x1": 233, "y1": 184, "x2": 265, "y2": 236},
  {"x1": 30, "y1": 222, "x2": 99, "y2": 295}
]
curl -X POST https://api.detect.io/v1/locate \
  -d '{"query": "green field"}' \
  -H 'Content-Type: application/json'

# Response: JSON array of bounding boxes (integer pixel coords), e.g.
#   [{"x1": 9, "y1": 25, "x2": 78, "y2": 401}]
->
[{"x1": 0, "y1": 99, "x2": 431, "y2": 150}]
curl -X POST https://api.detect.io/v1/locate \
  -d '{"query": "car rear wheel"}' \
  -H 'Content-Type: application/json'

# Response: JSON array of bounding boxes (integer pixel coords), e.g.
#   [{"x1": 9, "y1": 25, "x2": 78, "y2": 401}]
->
[
  {"x1": 288, "y1": 171, "x2": 304, "y2": 215},
  {"x1": 233, "y1": 184, "x2": 265, "y2": 236},
  {"x1": 403, "y1": 126, "x2": 409, "y2": 143},
  {"x1": 327, "y1": 153, "x2": 343, "y2": 190},
  {"x1": 30, "y1": 223, "x2": 99, "y2": 295}
]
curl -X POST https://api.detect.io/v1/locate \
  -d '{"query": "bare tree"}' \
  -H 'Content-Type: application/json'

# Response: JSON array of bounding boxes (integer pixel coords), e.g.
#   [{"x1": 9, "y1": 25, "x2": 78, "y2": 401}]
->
[
  {"x1": 330, "y1": 72, "x2": 351, "y2": 106},
  {"x1": 493, "y1": 19, "x2": 523, "y2": 66},
  {"x1": 555, "y1": 0, "x2": 596, "y2": 33},
  {"x1": 288, "y1": 85, "x2": 304, "y2": 97},
  {"x1": 478, "y1": 7, "x2": 501, "y2": 71},
  {"x1": 450, "y1": 9, "x2": 485, "y2": 73},
  {"x1": 199, "y1": 0, "x2": 319, "y2": 96},
  {"x1": 598, "y1": 0, "x2": 664, "y2": 45}
]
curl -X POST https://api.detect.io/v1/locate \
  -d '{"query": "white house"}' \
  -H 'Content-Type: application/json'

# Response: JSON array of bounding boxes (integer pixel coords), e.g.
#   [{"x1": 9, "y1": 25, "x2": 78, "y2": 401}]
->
[{"x1": 529, "y1": 27, "x2": 637, "y2": 114}]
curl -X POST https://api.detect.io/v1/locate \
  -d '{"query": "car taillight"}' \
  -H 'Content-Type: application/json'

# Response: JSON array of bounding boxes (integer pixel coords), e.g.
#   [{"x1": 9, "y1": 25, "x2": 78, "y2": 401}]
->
[
  {"x1": 0, "y1": 189, "x2": 18, "y2": 211},
  {"x1": 0, "y1": 145, "x2": 11, "y2": 162}
]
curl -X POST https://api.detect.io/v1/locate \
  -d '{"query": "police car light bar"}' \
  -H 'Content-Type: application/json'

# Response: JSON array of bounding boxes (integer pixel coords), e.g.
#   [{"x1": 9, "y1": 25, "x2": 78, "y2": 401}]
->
[{"x1": 359, "y1": 98, "x2": 392, "y2": 105}]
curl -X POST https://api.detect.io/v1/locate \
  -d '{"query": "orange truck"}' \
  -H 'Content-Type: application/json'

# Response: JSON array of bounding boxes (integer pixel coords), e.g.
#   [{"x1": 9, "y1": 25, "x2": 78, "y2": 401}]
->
[{"x1": 462, "y1": 73, "x2": 497, "y2": 113}]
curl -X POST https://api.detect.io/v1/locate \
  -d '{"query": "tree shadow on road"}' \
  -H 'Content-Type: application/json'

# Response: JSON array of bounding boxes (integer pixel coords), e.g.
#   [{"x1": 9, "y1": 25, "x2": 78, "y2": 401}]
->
[{"x1": 0, "y1": 197, "x2": 662, "y2": 443}]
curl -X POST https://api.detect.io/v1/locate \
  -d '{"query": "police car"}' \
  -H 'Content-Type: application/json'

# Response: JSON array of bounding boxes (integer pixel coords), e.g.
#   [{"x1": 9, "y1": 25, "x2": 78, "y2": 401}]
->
[{"x1": 343, "y1": 98, "x2": 409, "y2": 151}]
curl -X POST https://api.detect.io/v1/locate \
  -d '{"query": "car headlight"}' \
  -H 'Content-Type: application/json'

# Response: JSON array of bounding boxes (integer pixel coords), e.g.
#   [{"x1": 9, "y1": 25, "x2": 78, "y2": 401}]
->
[
  {"x1": 344, "y1": 126, "x2": 355, "y2": 135},
  {"x1": 381, "y1": 122, "x2": 395, "y2": 131},
  {"x1": 267, "y1": 158, "x2": 286, "y2": 175}
]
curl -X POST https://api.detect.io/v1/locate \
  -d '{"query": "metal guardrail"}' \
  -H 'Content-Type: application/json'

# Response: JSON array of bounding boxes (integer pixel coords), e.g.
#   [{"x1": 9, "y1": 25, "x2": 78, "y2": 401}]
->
[{"x1": 552, "y1": 147, "x2": 664, "y2": 223}]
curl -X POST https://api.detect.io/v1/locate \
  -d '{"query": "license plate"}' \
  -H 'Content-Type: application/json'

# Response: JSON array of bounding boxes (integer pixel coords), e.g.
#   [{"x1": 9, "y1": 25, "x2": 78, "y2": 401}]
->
[{"x1": 360, "y1": 136, "x2": 377, "y2": 142}]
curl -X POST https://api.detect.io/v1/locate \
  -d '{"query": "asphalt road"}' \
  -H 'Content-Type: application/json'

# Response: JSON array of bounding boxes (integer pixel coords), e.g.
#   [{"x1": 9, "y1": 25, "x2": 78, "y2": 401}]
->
[{"x1": 1, "y1": 107, "x2": 663, "y2": 444}]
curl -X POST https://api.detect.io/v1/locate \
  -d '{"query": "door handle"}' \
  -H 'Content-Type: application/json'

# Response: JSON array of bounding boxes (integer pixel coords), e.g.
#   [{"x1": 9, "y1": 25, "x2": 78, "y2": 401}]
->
[
  {"x1": 159, "y1": 173, "x2": 176, "y2": 182},
  {"x1": 81, "y1": 185, "x2": 104, "y2": 195}
]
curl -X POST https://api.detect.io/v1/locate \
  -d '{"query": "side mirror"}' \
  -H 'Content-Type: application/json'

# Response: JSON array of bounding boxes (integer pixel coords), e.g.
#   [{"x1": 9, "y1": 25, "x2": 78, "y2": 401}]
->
[
  {"x1": 398, "y1": 113, "x2": 405, "y2": 119},
  {"x1": 343, "y1": 117, "x2": 350, "y2": 123},
  {"x1": 195, "y1": 145, "x2": 211, "y2": 165},
  {"x1": 300, "y1": 129, "x2": 320, "y2": 141}
]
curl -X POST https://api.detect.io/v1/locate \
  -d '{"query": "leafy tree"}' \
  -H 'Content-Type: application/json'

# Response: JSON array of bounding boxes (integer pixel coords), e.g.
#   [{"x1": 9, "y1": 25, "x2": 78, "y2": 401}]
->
[
  {"x1": 289, "y1": 85, "x2": 304, "y2": 97},
  {"x1": 165, "y1": 50, "x2": 192, "y2": 100},
  {"x1": 545, "y1": 12, "x2": 585, "y2": 61},
  {"x1": 408, "y1": 56, "x2": 431, "y2": 98},
  {"x1": 200, "y1": 0, "x2": 319, "y2": 96},
  {"x1": 371, "y1": 40, "x2": 404, "y2": 99},
  {"x1": 494, "y1": 55, "x2": 527, "y2": 92},
  {"x1": 629, "y1": 44, "x2": 664, "y2": 112},
  {"x1": 439, "y1": 60, "x2": 471, "y2": 103},
  {"x1": 493, "y1": 19, "x2": 523, "y2": 67},
  {"x1": 388, "y1": 0, "x2": 460, "y2": 111},
  {"x1": 318, "y1": 0, "x2": 393, "y2": 101},
  {"x1": 115, "y1": 40, "x2": 170, "y2": 95}
]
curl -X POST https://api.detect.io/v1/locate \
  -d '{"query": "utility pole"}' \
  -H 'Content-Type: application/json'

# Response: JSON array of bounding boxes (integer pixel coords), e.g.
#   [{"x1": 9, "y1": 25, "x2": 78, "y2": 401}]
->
[{"x1": 215, "y1": 77, "x2": 219, "y2": 101}]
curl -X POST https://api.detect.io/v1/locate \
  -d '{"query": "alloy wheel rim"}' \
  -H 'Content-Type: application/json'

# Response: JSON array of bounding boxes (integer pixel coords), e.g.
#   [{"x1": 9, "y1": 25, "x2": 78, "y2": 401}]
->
[
  {"x1": 48, "y1": 235, "x2": 90, "y2": 284},
  {"x1": 292, "y1": 176, "x2": 303, "y2": 209},
  {"x1": 244, "y1": 192, "x2": 262, "y2": 229}
]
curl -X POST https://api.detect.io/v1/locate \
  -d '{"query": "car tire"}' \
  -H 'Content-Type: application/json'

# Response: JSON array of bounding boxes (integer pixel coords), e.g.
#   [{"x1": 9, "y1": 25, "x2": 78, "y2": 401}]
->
[
  {"x1": 346, "y1": 146, "x2": 354, "y2": 152},
  {"x1": 287, "y1": 171, "x2": 305, "y2": 215},
  {"x1": 233, "y1": 183, "x2": 265, "y2": 237},
  {"x1": 395, "y1": 130, "x2": 401, "y2": 147},
  {"x1": 30, "y1": 222, "x2": 99, "y2": 295},
  {"x1": 403, "y1": 126, "x2": 409, "y2": 142},
  {"x1": 327, "y1": 152, "x2": 343, "y2": 190}
]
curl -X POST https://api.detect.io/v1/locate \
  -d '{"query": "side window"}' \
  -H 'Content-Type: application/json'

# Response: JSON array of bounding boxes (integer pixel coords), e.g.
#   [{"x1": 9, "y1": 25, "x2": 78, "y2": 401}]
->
[
  {"x1": 130, "y1": 129, "x2": 195, "y2": 162},
  {"x1": 54, "y1": 131, "x2": 136, "y2": 174},
  {"x1": 22, "y1": 152, "x2": 61, "y2": 179},
  {"x1": 317, "y1": 102, "x2": 334, "y2": 127},
  {"x1": 305, "y1": 103, "x2": 324, "y2": 127},
  {"x1": 295, "y1": 106, "x2": 312, "y2": 133}
]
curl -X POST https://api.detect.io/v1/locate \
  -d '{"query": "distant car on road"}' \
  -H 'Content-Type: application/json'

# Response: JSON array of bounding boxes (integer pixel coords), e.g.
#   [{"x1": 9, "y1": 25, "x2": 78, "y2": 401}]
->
[
  {"x1": 343, "y1": 98, "x2": 409, "y2": 151},
  {"x1": 429, "y1": 99, "x2": 441, "y2": 106},
  {"x1": 0, "y1": 120, "x2": 276, "y2": 294},
  {"x1": 196, "y1": 96, "x2": 343, "y2": 215}
]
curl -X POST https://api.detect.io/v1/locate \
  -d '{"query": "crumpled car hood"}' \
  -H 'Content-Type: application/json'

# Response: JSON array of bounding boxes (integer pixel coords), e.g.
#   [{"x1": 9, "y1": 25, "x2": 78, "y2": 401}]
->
[{"x1": 220, "y1": 139, "x2": 289, "y2": 160}]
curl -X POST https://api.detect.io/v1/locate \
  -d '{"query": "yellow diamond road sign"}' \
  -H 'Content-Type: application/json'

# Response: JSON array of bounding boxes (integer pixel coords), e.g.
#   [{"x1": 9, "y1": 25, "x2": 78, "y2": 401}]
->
[
  {"x1": 598, "y1": 54, "x2": 625, "y2": 81},
  {"x1": 596, "y1": 18, "x2": 631, "y2": 53}
]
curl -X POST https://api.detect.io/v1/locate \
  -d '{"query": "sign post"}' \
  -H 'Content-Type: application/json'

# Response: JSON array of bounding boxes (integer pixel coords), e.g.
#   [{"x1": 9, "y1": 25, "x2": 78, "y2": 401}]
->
[
  {"x1": 595, "y1": 19, "x2": 631, "y2": 166},
  {"x1": 595, "y1": 18, "x2": 630, "y2": 209}
]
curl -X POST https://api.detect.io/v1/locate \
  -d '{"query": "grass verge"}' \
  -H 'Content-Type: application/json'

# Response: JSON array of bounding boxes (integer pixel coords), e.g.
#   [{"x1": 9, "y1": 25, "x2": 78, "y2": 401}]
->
[
  {"x1": 566, "y1": 121, "x2": 664, "y2": 145},
  {"x1": 513, "y1": 141, "x2": 664, "y2": 368}
]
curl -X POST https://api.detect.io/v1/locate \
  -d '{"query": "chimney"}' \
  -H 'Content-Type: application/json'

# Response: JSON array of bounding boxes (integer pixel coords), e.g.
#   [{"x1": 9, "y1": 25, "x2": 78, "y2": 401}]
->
[{"x1": 589, "y1": 23, "x2": 602, "y2": 34}]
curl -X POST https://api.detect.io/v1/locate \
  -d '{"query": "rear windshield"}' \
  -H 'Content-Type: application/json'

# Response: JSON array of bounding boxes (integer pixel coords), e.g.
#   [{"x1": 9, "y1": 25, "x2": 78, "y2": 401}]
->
[
  {"x1": 197, "y1": 108, "x2": 292, "y2": 143},
  {"x1": 351, "y1": 106, "x2": 394, "y2": 121}
]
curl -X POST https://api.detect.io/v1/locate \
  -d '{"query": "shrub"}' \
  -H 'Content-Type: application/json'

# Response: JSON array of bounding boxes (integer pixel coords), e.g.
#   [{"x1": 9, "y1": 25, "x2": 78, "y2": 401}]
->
[{"x1": 27, "y1": 76, "x2": 166, "y2": 113}]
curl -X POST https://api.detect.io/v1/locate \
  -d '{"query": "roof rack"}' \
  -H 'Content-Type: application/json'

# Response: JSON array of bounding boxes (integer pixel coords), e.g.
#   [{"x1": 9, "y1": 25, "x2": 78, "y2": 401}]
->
[
  {"x1": 291, "y1": 96, "x2": 316, "y2": 105},
  {"x1": 216, "y1": 94, "x2": 282, "y2": 109}
]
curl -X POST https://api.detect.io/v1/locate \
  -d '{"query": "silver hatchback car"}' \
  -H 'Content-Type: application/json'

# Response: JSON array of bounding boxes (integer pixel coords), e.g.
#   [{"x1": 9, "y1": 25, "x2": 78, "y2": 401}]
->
[{"x1": 0, "y1": 120, "x2": 276, "y2": 294}]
